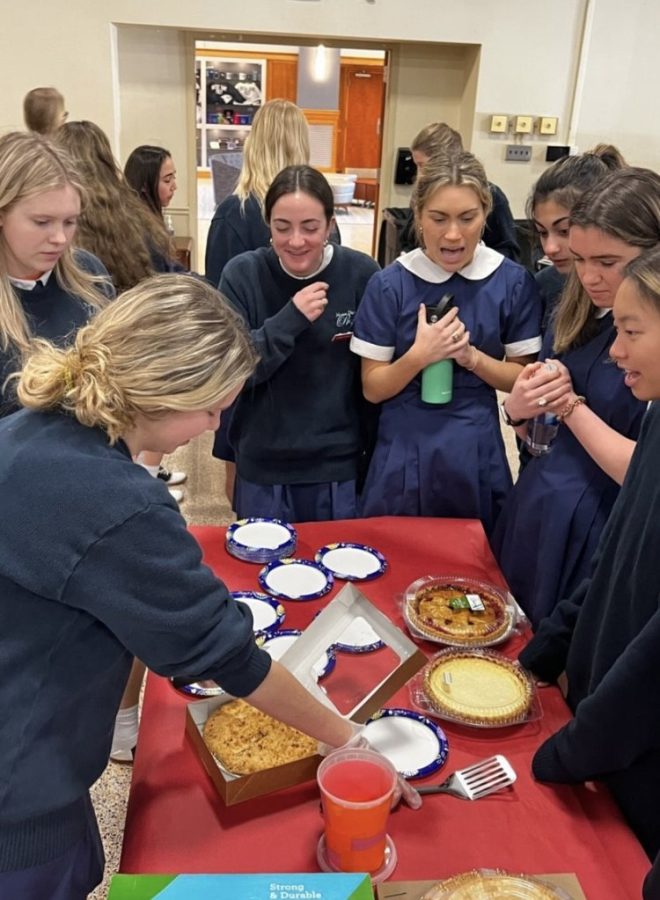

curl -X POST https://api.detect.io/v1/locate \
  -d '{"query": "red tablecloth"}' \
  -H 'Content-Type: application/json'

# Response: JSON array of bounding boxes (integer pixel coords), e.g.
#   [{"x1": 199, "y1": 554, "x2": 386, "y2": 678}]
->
[{"x1": 120, "y1": 517, "x2": 650, "y2": 898}]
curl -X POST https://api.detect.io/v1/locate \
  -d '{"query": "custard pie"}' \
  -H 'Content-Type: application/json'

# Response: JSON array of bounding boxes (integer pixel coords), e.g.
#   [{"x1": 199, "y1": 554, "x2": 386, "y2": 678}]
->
[
  {"x1": 421, "y1": 870, "x2": 564, "y2": 899},
  {"x1": 406, "y1": 578, "x2": 512, "y2": 646},
  {"x1": 424, "y1": 650, "x2": 533, "y2": 726}
]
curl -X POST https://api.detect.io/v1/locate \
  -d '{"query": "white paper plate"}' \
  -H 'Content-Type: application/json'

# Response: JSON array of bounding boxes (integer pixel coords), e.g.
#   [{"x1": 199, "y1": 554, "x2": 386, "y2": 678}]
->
[
  {"x1": 258, "y1": 559, "x2": 334, "y2": 601},
  {"x1": 333, "y1": 615, "x2": 385, "y2": 653},
  {"x1": 364, "y1": 708, "x2": 449, "y2": 778},
  {"x1": 231, "y1": 591, "x2": 285, "y2": 634},
  {"x1": 228, "y1": 518, "x2": 296, "y2": 550},
  {"x1": 315, "y1": 542, "x2": 387, "y2": 581},
  {"x1": 259, "y1": 629, "x2": 335, "y2": 679}
]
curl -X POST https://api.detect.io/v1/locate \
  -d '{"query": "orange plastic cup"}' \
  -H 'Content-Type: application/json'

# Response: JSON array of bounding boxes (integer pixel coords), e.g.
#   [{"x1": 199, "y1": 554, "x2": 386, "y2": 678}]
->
[{"x1": 317, "y1": 747, "x2": 397, "y2": 874}]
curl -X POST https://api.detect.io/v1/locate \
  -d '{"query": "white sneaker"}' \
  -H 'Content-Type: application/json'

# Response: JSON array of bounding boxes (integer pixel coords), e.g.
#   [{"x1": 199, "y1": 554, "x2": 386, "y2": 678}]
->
[
  {"x1": 157, "y1": 466, "x2": 187, "y2": 486},
  {"x1": 169, "y1": 488, "x2": 184, "y2": 503}
]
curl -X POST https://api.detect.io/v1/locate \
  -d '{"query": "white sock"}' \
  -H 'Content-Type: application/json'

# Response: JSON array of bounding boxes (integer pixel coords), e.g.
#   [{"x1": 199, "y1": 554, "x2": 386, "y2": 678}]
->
[
  {"x1": 139, "y1": 462, "x2": 160, "y2": 478},
  {"x1": 111, "y1": 704, "x2": 139, "y2": 753}
]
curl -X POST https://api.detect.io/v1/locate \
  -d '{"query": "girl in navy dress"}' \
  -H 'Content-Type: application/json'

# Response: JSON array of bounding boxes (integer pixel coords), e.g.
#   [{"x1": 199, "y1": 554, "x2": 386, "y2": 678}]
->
[
  {"x1": 529, "y1": 145, "x2": 625, "y2": 333},
  {"x1": 493, "y1": 168, "x2": 659, "y2": 627},
  {"x1": 351, "y1": 151, "x2": 542, "y2": 536}
]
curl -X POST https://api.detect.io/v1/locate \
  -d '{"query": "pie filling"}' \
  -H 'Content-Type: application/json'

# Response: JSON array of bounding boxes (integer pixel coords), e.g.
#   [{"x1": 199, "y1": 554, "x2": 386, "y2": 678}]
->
[
  {"x1": 203, "y1": 699, "x2": 317, "y2": 775},
  {"x1": 424, "y1": 652, "x2": 533, "y2": 726},
  {"x1": 408, "y1": 582, "x2": 511, "y2": 645},
  {"x1": 422, "y1": 870, "x2": 563, "y2": 899}
]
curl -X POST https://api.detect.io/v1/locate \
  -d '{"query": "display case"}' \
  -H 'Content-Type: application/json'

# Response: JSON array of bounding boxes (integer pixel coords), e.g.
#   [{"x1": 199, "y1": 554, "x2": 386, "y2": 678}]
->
[{"x1": 196, "y1": 56, "x2": 266, "y2": 169}]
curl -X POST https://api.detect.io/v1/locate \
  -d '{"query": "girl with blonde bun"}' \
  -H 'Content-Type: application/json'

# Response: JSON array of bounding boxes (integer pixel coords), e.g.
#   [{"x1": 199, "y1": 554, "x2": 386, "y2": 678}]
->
[{"x1": 0, "y1": 274, "x2": 355, "y2": 898}]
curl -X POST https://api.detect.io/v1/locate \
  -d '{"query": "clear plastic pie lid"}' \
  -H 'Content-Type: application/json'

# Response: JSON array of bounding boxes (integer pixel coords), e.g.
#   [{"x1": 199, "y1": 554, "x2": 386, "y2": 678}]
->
[
  {"x1": 410, "y1": 648, "x2": 542, "y2": 729},
  {"x1": 421, "y1": 869, "x2": 572, "y2": 899},
  {"x1": 403, "y1": 574, "x2": 524, "y2": 648}
]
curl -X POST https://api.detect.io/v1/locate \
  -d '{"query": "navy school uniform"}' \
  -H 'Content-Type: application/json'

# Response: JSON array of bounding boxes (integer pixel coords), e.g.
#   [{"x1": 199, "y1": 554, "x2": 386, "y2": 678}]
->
[
  {"x1": 350, "y1": 245, "x2": 542, "y2": 537},
  {"x1": 492, "y1": 315, "x2": 646, "y2": 627}
]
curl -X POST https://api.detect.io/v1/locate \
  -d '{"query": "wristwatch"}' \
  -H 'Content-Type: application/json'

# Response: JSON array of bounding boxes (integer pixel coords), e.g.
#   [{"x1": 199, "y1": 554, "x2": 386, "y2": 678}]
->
[{"x1": 499, "y1": 400, "x2": 527, "y2": 427}]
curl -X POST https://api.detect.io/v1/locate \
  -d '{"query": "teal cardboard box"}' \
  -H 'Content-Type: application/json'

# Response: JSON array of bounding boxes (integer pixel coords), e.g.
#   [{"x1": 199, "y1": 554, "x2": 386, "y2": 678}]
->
[{"x1": 108, "y1": 873, "x2": 374, "y2": 899}]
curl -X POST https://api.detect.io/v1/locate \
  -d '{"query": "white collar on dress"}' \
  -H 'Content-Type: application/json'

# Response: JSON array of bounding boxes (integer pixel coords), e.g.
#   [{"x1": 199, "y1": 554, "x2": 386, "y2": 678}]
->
[
  {"x1": 279, "y1": 244, "x2": 334, "y2": 280},
  {"x1": 9, "y1": 270, "x2": 53, "y2": 290},
  {"x1": 397, "y1": 243, "x2": 504, "y2": 283}
]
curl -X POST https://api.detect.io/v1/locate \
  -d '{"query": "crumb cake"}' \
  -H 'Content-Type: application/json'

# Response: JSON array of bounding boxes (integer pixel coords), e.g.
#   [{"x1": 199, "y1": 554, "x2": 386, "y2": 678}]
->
[
  {"x1": 423, "y1": 651, "x2": 533, "y2": 726},
  {"x1": 203, "y1": 699, "x2": 317, "y2": 775},
  {"x1": 407, "y1": 579, "x2": 511, "y2": 646},
  {"x1": 421, "y1": 870, "x2": 563, "y2": 899}
]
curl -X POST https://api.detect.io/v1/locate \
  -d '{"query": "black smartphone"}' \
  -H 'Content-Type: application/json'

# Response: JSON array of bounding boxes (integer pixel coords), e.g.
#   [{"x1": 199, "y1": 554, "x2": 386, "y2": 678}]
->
[{"x1": 425, "y1": 292, "x2": 455, "y2": 324}]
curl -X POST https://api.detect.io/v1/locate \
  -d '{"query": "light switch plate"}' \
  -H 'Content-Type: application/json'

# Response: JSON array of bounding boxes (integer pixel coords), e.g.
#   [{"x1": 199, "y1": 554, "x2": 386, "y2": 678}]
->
[
  {"x1": 514, "y1": 115, "x2": 533, "y2": 134},
  {"x1": 540, "y1": 116, "x2": 559, "y2": 135},
  {"x1": 490, "y1": 114, "x2": 508, "y2": 133}
]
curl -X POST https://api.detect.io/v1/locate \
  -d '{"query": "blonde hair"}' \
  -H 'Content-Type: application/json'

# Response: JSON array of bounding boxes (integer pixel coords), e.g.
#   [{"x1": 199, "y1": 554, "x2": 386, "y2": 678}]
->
[
  {"x1": 0, "y1": 131, "x2": 110, "y2": 355},
  {"x1": 57, "y1": 121, "x2": 165, "y2": 292},
  {"x1": 554, "y1": 167, "x2": 660, "y2": 352},
  {"x1": 17, "y1": 274, "x2": 258, "y2": 443},
  {"x1": 411, "y1": 122, "x2": 463, "y2": 159},
  {"x1": 23, "y1": 87, "x2": 65, "y2": 135},
  {"x1": 412, "y1": 151, "x2": 492, "y2": 230},
  {"x1": 234, "y1": 99, "x2": 310, "y2": 207}
]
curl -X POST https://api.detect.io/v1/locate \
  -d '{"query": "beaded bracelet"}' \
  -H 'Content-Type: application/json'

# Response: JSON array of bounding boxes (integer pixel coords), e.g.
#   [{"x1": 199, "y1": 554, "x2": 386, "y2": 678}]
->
[{"x1": 558, "y1": 395, "x2": 586, "y2": 421}]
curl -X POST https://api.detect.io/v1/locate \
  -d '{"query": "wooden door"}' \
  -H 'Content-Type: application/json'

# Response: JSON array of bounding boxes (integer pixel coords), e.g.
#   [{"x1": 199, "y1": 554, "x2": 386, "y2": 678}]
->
[
  {"x1": 265, "y1": 58, "x2": 298, "y2": 103},
  {"x1": 337, "y1": 65, "x2": 384, "y2": 171}
]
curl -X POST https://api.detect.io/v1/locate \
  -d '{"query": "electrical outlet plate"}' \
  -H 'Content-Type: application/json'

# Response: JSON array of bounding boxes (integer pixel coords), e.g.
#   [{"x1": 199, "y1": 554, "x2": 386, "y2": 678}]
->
[
  {"x1": 540, "y1": 116, "x2": 558, "y2": 135},
  {"x1": 514, "y1": 115, "x2": 533, "y2": 134},
  {"x1": 506, "y1": 145, "x2": 532, "y2": 162},
  {"x1": 489, "y1": 114, "x2": 508, "y2": 133}
]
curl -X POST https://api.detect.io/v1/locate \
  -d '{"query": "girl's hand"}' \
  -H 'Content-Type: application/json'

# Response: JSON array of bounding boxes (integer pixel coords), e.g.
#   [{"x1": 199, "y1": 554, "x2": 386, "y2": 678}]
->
[
  {"x1": 411, "y1": 304, "x2": 470, "y2": 367},
  {"x1": 292, "y1": 281, "x2": 329, "y2": 323},
  {"x1": 504, "y1": 358, "x2": 573, "y2": 421}
]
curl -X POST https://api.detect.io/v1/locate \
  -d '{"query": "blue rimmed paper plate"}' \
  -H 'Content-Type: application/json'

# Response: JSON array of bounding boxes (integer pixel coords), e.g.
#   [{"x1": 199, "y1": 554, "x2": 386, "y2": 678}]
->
[
  {"x1": 257, "y1": 629, "x2": 336, "y2": 680},
  {"x1": 230, "y1": 590, "x2": 285, "y2": 635},
  {"x1": 332, "y1": 615, "x2": 385, "y2": 653},
  {"x1": 225, "y1": 517, "x2": 297, "y2": 564},
  {"x1": 314, "y1": 542, "x2": 388, "y2": 582},
  {"x1": 170, "y1": 679, "x2": 225, "y2": 699},
  {"x1": 258, "y1": 558, "x2": 334, "y2": 601},
  {"x1": 364, "y1": 707, "x2": 449, "y2": 779}
]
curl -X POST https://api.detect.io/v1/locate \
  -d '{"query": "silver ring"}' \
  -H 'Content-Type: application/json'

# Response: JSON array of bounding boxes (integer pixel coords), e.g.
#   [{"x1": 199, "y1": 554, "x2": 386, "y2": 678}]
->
[
  {"x1": 538, "y1": 397, "x2": 548, "y2": 408},
  {"x1": 451, "y1": 330, "x2": 461, "y2": 344}
]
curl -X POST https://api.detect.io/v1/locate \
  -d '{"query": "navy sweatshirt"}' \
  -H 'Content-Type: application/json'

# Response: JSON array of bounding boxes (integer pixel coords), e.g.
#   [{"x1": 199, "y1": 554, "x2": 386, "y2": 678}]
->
[
  {"x1": 220, "y1": 245, "x2": 379, "y2": 485},
  {"x1": 0, "y1": 250, "x2": 113, "y2": 418},
  {"x1": 520, "y1": 401, "x2": 660, "y2": 858},
  {"x1": 0, "y1": 410, "x2": 271, "y2": 869}
]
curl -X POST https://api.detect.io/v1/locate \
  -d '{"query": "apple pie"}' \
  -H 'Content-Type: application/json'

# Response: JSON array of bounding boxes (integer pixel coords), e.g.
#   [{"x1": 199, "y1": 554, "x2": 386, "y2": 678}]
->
[
  {"x1": 424, "y1": 650, "x2": 533, "y2": 727},
  {"x1": 407, "y1": 579, "x2": 511, "y2": 646},
  {"x1": 203, "y1": 699, "x2": 317, "y2": 775},
  {"x1": 421, "y1": 870, "x2": 563, "y2": 899}
]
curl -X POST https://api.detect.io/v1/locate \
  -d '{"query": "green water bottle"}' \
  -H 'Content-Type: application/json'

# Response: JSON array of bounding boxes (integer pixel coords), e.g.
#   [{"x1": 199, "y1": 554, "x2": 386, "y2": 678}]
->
[{"x1": 421, "y1": 293, "x2": 455, "y2": 405}]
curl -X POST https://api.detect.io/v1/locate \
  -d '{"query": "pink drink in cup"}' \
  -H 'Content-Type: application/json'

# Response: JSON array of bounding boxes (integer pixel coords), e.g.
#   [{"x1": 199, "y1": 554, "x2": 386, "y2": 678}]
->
[{"x1": 317, "y1": 747, "x2": 397, "y2": 873}]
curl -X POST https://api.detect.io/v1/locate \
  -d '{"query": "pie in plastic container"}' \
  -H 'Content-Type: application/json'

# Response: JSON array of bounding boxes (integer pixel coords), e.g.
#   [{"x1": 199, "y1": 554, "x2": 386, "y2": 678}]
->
[
  {"x1": 415, "y1": 648, "x2": 538, "y2": 728},
  {"x1": 421, "y1": 869, "x2": 571, "y2": 899},
  {"x1": 404, "y1": 575, "x2": 517, "y2": 648}
]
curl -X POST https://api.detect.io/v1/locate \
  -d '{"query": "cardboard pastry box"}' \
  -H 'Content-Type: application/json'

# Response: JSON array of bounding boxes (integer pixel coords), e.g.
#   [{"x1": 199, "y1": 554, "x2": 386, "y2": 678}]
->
[
  {"x1": 185, "y1": 584, "x2": 427, "y2": 805},
  {"x1": 108, "y1": 872, "x2": 374, "y2": 899}
]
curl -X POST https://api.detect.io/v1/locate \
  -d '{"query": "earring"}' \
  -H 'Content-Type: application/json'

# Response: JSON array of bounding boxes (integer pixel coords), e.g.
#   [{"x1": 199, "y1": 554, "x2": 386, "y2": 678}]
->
[{"x1": 324, "y1": 238, "x2": 329, "y2": 246}]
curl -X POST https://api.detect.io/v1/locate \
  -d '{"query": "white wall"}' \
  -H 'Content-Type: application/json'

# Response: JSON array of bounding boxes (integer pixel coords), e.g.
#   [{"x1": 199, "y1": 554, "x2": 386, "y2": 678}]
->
[{"x1": 2, "y1": 0, "x2": 659, "y2": 231}]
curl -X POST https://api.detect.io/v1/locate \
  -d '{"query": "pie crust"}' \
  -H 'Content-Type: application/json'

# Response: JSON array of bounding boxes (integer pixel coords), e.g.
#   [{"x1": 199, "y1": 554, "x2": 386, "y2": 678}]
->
[
  {"x1": 407, "y1": 579, "x2": 511, "y2": 647},
  {"x1": 423, "y1": 651, "x2": 533, "y2": 726},
  {"x1": 421, "y1": 871, "x2": 563, "y2": 899},
  {"x1": 203, "y1": 699, "x2": 317, "y2": 775}
]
